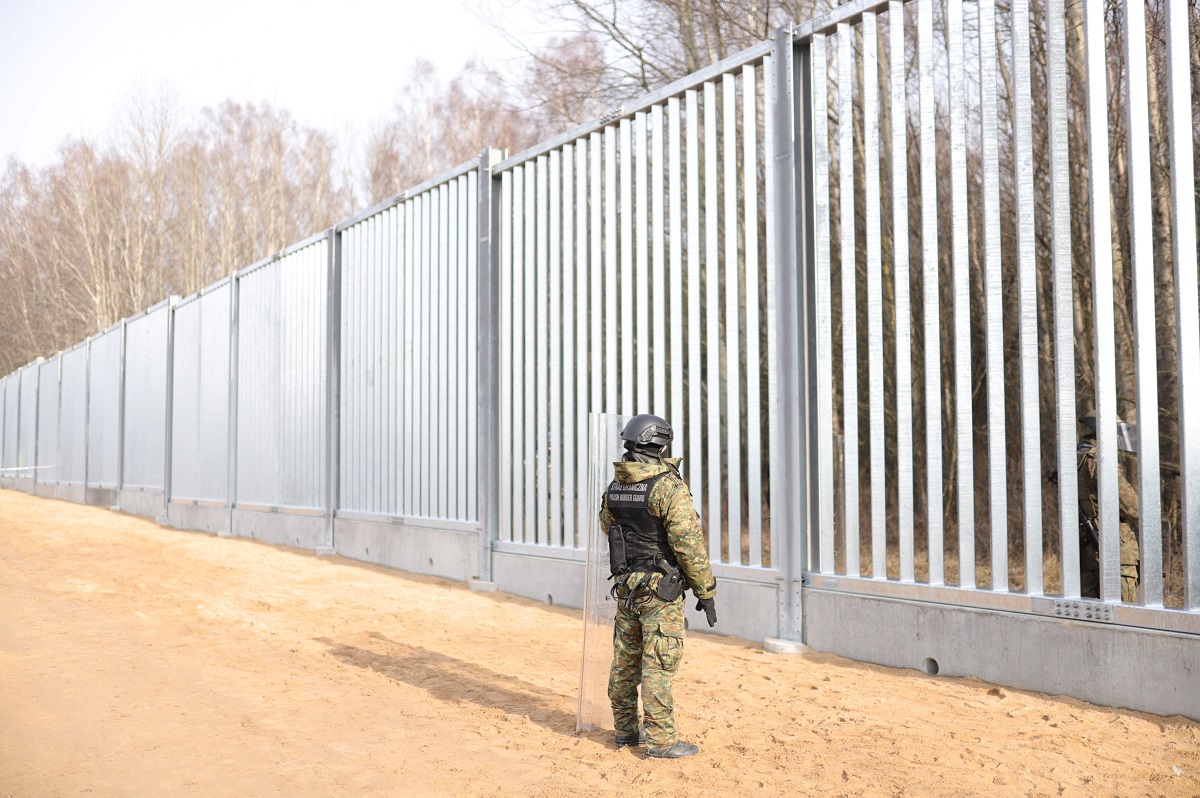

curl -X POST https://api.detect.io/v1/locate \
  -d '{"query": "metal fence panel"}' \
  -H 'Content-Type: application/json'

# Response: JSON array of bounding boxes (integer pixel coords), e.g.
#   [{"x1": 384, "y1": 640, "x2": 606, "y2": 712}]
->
[
  {"x1": 122, "y1": 306, "x2": 168, "y2": 491},
  {"x1": 87, "y1": 326, "x2": 122, "y2": 488},
  {"x1": 237, "y1": 241, "x2": 326, "y2": 509},
  {"x1": 18, "y1": 365, "x2": 37, "y2": 473},
  {"x1": 339, "y1": 168, "x2": 478, "y2": 522},
  {"x1": 57, "y1": 344, "x2": 88, "y2": 486},
  {"x1": 495, "y1": 49, "x2": 774, "y2": 567},
  {"x1": 2, "y1": 374, "x2": 16, "y2": 471},
  {"x1": 171, "y1": 284, "x2": 232, "y2": 503},
  {"x1": 802, "y1": 0, "x2": 1198, "y2": 627},
  {"x1": 36, "y1": 356, "x2": 60, "y2": 484}
]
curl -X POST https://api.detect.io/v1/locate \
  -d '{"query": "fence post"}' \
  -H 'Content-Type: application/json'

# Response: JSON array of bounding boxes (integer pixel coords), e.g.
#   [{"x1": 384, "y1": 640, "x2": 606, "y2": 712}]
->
[
  {"x1": 224, "y1": 275, "x2": 240, "y2": 538},
  {"x1": 162, "y1": 295, "x2": 179, "y2": 524},
  {"x1": 31, "y1": 360, "x2": 40, "y2": 495},
  {"x1": 476, "y1": 148, "x2": 504, "y2": 584},
  {"x1": 320, "y1": 227, "x2": 341, "y2": 555},
  {"x1": 83, "y1": 337, "x2": 91, "y2": 499},
  {"x1": 771, "y1": 25, "x2": 808, "y2": 643},
  {"x1": 116, "y1": 321, "x2": 127, "y2": 507}
]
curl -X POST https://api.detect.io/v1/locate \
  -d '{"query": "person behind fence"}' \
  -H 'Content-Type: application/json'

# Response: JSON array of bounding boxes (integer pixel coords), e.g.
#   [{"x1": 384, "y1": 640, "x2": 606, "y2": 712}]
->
[
  {"x1": 1077, "y1": 409, "x2": 1140, "y2": 602},
  {"x1": 599, "y1": 413, "x2": 717, "y2": 759}
]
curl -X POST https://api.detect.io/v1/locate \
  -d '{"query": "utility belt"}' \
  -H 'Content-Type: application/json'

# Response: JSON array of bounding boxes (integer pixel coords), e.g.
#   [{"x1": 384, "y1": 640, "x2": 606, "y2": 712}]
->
[{"x1": 608, "y1": 525, "x2": 686, "y2": 607}]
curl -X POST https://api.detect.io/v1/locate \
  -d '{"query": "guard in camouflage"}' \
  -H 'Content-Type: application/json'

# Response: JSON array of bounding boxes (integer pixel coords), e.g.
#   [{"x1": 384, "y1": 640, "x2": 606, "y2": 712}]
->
[
  {"x1": 1077, "y1": 409, "x2": 1140, "y2": 602},
  {"x1": 600, "y1": 413, "x2": 716, "y2": 760}
]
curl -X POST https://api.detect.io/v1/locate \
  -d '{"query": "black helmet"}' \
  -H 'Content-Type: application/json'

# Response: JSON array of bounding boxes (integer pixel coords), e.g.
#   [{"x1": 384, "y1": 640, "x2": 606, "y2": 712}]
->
[
  {"x1": 620, "y1": 414, "x2": 673, "y2": 454},
  {"x1": 1079, "y1": 409, "x2": 1138, "y2": 454}
]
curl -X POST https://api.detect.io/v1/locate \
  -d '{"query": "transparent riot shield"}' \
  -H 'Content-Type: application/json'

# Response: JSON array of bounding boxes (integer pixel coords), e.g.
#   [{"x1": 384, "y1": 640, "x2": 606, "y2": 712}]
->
[{"x1": 576, "y1": 412, "x2": 628, "y2": 732}]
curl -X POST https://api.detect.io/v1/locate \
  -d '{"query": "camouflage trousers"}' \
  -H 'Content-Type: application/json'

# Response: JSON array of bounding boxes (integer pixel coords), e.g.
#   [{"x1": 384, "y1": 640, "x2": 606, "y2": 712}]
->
[
  {"x1": 1080, "y1": 521, "x2": 1140, "y2": 602},
  {"x1": 608, "y1": 590, "x2": 686, "y2": 749}
]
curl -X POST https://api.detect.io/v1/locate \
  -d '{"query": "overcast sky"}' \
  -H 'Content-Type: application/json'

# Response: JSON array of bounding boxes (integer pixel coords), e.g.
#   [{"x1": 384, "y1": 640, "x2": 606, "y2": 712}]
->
[{"x1": 0, "y1": 0, "x2": 541, "y2": 168}]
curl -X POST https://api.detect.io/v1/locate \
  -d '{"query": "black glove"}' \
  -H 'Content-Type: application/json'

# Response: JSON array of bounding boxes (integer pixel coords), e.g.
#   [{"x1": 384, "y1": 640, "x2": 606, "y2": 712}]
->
[{"x1": 695, "y1": 596, "x2": 717, "y2": 627}]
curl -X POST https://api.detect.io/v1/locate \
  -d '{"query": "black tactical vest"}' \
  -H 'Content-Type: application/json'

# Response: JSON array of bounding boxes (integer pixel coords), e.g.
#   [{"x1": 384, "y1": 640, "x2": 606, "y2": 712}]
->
[{"x1": 605, "y1": 471, "x2": 679, "y2": 572}]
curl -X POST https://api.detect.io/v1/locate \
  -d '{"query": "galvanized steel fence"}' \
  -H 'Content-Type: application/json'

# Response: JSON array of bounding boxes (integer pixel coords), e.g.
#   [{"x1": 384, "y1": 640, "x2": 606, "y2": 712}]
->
[{"x1": 1, "y1": 0, "x2": 1198, "y2": 651}]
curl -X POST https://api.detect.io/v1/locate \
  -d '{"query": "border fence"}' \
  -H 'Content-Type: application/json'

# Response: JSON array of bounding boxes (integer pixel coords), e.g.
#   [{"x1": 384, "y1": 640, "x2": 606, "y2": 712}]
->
[{"x1": 1, "y1": 0, "x2": 1197, "y2": 720}]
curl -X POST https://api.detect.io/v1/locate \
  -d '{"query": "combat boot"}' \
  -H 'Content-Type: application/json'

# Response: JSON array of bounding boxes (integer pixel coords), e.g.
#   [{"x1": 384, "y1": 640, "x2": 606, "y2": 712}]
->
[
  {"x1": 614, "y1": 729, "x2": 647, "y2": 747},
  {"x1": 645, "y1": 741, "x2": 700, "y2": 758}
]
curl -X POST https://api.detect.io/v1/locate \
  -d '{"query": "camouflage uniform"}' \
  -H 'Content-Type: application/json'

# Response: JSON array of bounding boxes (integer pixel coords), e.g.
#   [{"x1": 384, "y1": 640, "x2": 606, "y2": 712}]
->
[
  {"x1": 1077, "y1": 440, "x2": 1140, "y2": 602},
  {"x1": 600, "y1": 457, "x2": 715, "y2": 750}
]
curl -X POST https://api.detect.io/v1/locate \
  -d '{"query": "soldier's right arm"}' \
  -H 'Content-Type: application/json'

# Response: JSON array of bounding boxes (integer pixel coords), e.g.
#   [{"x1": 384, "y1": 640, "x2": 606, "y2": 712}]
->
[{"x1": 656, "y1": 478, "x2": 716, "y2": 600}]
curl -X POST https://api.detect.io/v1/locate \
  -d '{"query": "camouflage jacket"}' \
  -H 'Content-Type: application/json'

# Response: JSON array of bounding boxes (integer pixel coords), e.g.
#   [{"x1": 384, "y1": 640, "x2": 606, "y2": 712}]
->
[
  {"x1": 1077, "y1": 440, "x2": 1140, "y2": 564},
  {"x1": 599, "y1": 457, "x2": 717, "y2": 601}
]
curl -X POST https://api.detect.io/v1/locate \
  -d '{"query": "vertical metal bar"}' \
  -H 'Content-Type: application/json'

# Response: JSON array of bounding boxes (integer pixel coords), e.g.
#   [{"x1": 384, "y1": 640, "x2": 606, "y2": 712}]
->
[
  {"x1": 436, "y1": 189, "x2": 446, "y2": 520},
  {"x1": 978, "y1": 0, "x2": 1006, "y2": 590},
  {"x1": 889, "y1": 2, "x2": 914, "y2": 583},
  {"x1": 765, "y1": 48, "x2": 779, "y2": 568},
  {"x1": 573, "y1": 139, "x2": 588, "y2": 544},
  {"x1": 705, "y1": 79, "x2": 722, "y2": 563},
  {"x1": 744, "y1": 62, "x2": 763, "y2": 568},
  {"x1": 162, "y1": 295, "x2": 178, "y2": 521},
  {"x1": 440, "y1": 186, "x2": 451, "y2": 519},
  {"x1": 1165, "y1": 0, "x2": 1200, "y2": 609},
  {"x1": 412, "y1": 198, "x2": 424, "y2": 516},
  {"x1": 918, "y1": 0, "x2": 944, "y2": 585},
  {"x1": 1010, "y1": 0, "x2": 1043, "y2": 594},
  {"x1": 405, "y1": 202, "x2": 417, "y2": 519},
  {"x1": 1122, "y1": 0, "x2": 1161, "y2": 605},
  {"x1": 81, "y1": 339, "x2": 90, "y2": 497},
  {"x1": 500, "y1": 171, "x2": 514, "y2": 541},
  {"x1": 322, "y1": 227, "x2": 340, "y2": 552},
  {"x1": 386, "y1": 208, "x2": 396, "y2": 518},
  {"x1": 512, "y1": 168, "x2": 526, "y2": 538},
  {"x1": 536, "y1": 156, "x2": 550, "y2": 544},
  {"x1": 621, "y1": 117, "x2": 636, "y2": 416},
  {"x1": 863, "y1": 12, "x2": 886, "y2": 579},
  {"x1": 478, "y1": 150, "x2": 502, "y2": 577},
  {"x1": 838, "y1": 23, "x2": 859, "y2": 577},
  {"x1": 365, "y1": 215, "x2": 376, "y2": 515},
  {"x1": 403, "y1": 204, "x2": 412, "y2": 516},
  {"x1": 605, "y1": 126, "x2": 619, "y2": 414},
  {"x1": 576, "y1": 141, "x2": 590, "y2": 545},
  {"x1": 946, "y1": 0, "x2": 973, "y2": 588},
  {"x1": 561, "y1": 146, "x2": 575, "y2": 547},
  {"x1": 549, "y1": 150, "x2": 563, "y2": 548},
  {"x1": 686, "y1": 87, "x2": 704, "y2": 513},
  {"x1": 466, "y1": 170, "x2": 479, "y2": 521},
  {"x1": 1046, "y1": 0, "x2": 1082, "y2": 600},
  {"x1": 668, "y1": 96, "x2": 685, "y2": 450},
  {"x1": 415, "y1": 199, "x2": 426, "y2": 516},
  {"x1": 441, "y1": 192, "x2": 453, "y2": 516},
  {"x1": 652, "y1": 104, "x2": 667, "y2": 416},
  {"x1": 635, "y1": 111, "x2": 651, "y2": 413},
  {"x1": 723, "y1": 71, "x2": 743, "y2": 561},
  {"x1": 811, "y1": 32, "x2": 835, "y2": 576},
  {"x1": 591, "y1": 132, "x2": 604, "y2": 422},
  {"x1": 524, "y1": 164, "x2": 538, "y2": 541}
]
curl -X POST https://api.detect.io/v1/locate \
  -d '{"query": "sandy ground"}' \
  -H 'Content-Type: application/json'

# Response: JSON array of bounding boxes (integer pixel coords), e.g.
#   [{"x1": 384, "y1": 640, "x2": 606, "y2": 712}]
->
[{"x1": 0, "y1": 489, "x2": 1197, "y2": 798}]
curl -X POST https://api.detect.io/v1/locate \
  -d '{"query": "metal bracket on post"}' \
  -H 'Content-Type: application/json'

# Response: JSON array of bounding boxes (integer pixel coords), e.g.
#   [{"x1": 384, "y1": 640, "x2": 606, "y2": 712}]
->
[
  {"x1": 473, "y1": 147, "x2": 504, "y2": 588},
  {"x1": 317, "y1": 227, "x2": 340, "y2": 556},
  {"x1": 769, "y1": 25, "x2": 807, "y2": 646},
  {"x1": 161, "y1": 295, "x2": 180, "y2": 526}
]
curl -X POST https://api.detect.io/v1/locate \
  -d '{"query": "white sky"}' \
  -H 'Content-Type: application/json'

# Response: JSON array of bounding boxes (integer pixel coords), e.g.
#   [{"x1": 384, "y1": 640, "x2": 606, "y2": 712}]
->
[{"x1": 0, "y1": 0, "x2": 541, "y2": 168}]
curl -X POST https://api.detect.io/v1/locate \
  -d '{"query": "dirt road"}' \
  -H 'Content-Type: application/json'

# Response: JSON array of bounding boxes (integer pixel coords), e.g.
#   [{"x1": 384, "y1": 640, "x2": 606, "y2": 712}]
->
[{"x1": 0, "y1": 488, "x2": 1196, "y2": 797}]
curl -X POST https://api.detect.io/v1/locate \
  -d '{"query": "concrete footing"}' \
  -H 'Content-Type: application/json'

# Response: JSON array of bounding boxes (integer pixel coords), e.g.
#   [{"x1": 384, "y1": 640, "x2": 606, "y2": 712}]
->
[{"x1": 764, "y1": 638, "x2": 810, "y2": 655}]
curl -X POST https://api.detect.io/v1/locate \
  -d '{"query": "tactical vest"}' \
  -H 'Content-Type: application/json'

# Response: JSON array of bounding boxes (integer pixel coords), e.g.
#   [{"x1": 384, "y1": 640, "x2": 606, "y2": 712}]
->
[{"x1": 605, "y1": 472, "x2": 679, "y2": 572}]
